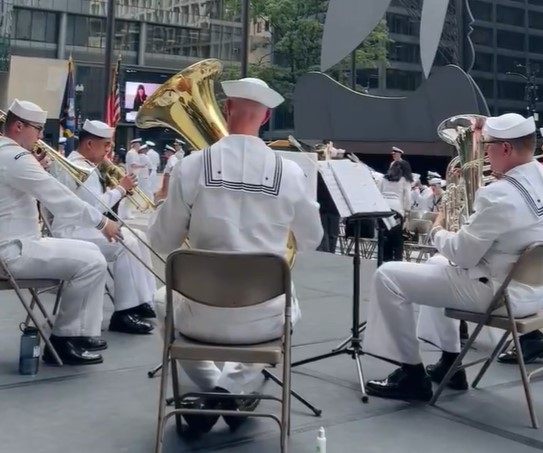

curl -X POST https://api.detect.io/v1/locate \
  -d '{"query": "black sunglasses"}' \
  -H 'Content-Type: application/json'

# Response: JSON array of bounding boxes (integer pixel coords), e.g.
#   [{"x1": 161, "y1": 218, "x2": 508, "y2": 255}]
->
[{"x1": 20, "y1": 120, "x2": 44, "y2": 132}]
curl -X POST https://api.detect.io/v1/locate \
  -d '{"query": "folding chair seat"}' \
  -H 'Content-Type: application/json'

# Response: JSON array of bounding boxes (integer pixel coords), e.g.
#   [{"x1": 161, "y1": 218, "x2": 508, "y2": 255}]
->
[
  {"x1": 155, "y1": 250, "x2": 295, "y2": 453},
  {"x1": 430, "y1": 242, "x2": 543, "y2": 429},
  {"x1": 0, "y1": 256, "x2": 63, "y2": 366}
]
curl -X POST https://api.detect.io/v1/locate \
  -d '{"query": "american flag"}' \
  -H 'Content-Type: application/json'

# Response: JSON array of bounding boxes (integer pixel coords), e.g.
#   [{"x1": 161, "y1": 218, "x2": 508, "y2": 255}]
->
[{"x1": 105, "y1": 54, "x2": 121, "y2": 129}]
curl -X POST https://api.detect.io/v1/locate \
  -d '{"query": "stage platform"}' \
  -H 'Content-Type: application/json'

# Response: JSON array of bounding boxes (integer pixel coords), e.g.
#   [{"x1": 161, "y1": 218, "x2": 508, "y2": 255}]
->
[{"x1": 1, "y1": 230, "x2": 543, "y2": 452}]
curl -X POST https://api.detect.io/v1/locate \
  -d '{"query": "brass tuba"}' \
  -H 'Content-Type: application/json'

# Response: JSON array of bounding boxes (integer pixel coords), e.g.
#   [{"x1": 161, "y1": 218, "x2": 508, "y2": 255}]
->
[
  {"x1": 135, "y1": 58, "x2": 298, "y2": 268},
  {"x1": 437, "y1": 114, "x2": 487, "y2": 232}
]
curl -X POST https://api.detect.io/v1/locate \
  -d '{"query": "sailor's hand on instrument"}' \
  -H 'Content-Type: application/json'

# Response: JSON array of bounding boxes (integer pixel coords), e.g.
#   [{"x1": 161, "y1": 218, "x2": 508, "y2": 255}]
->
[
  {"x1": 433, "y1": 211, "x2": 445, "y2": 229},
  {"x1": 101, "y1": 219, "x2": 123, "y2": 243},
  {"x1": 119, "y1": 173, "x2": 138, "y2": 192}
]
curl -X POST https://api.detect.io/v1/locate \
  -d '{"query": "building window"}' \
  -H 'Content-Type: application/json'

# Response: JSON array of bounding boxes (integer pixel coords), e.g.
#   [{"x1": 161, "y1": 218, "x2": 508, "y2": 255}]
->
[
  {"x1": 386, "y1": 13, "x2": 419, "y2": 37},
  {"x1": 386, "y1": 69, "x2": 421, "y2": 91},
  {"x1": 529, "y1": 35, "x2": 543, "y2": 54},
  {"x1": 470, "y1": 1, "x2": 492, "y2": 22},
  {"x1": 473, "y1": 78, "x2": 494, "y2": 99},
  {"x1": 115, "y1": 20, "x2": 139, "y2": 51},
  {"x1": 12, "y1": 8, "x2": 58, "y2": 43},
  {"x1": 146, "y1": 24, "x2": 202, "y2": 57},
  {"x1": 471, "y1": 26, "x2": 493, "y2": 47},
  {"x1": 66, "y1": 15, "x2": 106, "y2": 49},
  {"x1": 388, "y1": 42, "x2": 420, "y2": 63},
  {"x1": 497, "y1": 30, "x2": 525, "y2": 52},
  {"x1": 497, "y1": 55, "x2": 525, "y2": 74},
  {"x1": 498, "y1": 81, "x2": 526, "y2": 101},
  {"x1": 496, "y1": 6, "x2": 525, "y2": 28},
  {"x1": 473, "y1": 52, "x2": 494, "y2": 72}
]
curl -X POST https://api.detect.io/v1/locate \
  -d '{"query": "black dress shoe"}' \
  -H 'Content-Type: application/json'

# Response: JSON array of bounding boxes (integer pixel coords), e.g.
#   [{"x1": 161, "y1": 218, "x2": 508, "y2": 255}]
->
[
  {"x1": 43, "y1": 336, "x2": 103, "y2": 365},
  {"x1": 67, "y1": 336, "x2": 108, "y2": 351},
  {"x1": 213, "y1": 387, "x2": 261, "y2": 432},
  {"x1": 460, "y1": 320, "x2": 469, "y2": 341},
  {"x1": 498, "y1": 336, "x2": 543, "y2": 364},
  {"x1": 130, "y1": 303, "x2": 157, "y2": 319},
  {"x1": 109, "y1": 312, "x2": 154, "y2": 335},
  {"x1": 366, "y1": 368, "x2": 433, "y2": 401},
  {"x1": 426, "y1": 360, "x2": 468, "y2": 390},
  {"x1": 179, "y1": 397, "x2": 220, "y2": 434}
]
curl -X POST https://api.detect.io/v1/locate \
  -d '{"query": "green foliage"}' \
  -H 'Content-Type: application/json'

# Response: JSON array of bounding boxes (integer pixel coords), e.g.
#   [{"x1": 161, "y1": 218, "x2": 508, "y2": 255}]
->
[{"x1": 220, "y1": 0, "x2": 390, "y2": 119}]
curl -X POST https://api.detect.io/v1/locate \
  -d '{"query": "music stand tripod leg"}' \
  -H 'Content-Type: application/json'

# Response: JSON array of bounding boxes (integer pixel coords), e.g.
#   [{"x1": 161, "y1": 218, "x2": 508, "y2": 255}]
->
[{"x1": 148, "y1": 362, "x2": 163, "y2": 378}]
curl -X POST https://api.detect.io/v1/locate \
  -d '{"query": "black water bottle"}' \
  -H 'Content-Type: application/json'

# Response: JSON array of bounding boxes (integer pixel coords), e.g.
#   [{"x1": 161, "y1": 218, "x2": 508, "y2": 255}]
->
[{"x1": 19, "y1": 323, "x2": 40, "y2": 376}]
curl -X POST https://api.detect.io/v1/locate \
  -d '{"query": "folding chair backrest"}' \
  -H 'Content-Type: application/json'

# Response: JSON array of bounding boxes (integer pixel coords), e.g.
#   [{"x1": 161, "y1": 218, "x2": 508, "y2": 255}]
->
[
  {"x1": 166, "y1": 249, "x2": 291, "y2": 308},
  {"x1": 509, "y1": 242, "x2": 543, "y2": 287}
]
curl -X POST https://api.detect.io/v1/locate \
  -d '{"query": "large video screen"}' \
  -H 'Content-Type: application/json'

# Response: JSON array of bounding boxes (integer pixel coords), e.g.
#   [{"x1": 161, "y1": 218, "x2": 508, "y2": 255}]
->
[{"x1": 124, "y1": 81, "x2": 161, "y2": 122}]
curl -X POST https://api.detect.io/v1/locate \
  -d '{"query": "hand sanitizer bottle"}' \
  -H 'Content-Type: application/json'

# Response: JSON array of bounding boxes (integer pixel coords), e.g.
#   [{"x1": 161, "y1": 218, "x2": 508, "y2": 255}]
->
[{"x1": 316, "y1": 426, "x2": 326, "y2": 453}]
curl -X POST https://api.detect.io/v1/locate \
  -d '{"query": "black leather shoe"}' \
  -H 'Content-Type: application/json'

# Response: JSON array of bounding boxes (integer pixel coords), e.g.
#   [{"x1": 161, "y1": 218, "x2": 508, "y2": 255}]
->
[
  {"x1": 109, "y1": 312, "x2": 154, "y2": 335},
  {"x1": 130, "y1": 303, "x2": 157, "y2": 319},
  {"x1": 43, "y1": 336, "x2": 103, "y2": 365},
  {"x1": 460, "y1": 320, "x2": 469, "y2": 341},
  {"x1": 66, "y1": 336, "x2": 108, "y2": 351},
  {"x1": 498, "y1": 337, "x2": 543, "y2": 364},
  {"x1": 426, "y1": 360, "x2": 468, "y2": 390},
  {"x1": 179, "y1": 398, "x2": 220, "y2": 434},
  {"x1": 366, "y1": 368, "x2": 433, "y2": 401},
  {"x1": 215, "y1": 387, "x2": 261, "y2": 432}
]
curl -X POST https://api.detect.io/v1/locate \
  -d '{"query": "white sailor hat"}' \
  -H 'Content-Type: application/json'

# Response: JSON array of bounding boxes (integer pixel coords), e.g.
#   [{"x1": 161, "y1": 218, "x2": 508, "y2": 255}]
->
[
  {"x1": 82, "y1": 119, "x2": 114, "y2": 139},
  {"x1": 130, "y1": 138, "x2": 142, "y2": 144},
  {"x1": 146, "y1": 140, "x2": 156, "y2": 147},
  {"x1": 428, "y1": 171, "x2": 441, "y2": 179},
  {"x1": 429, "y1": 178, "x2": 442, "y2": 186},
  {"x1": 58, "y1": 137, "x2": 67, "y2": 145},
  {"x1": 175, "y1": 138, "x2": 185, "y2": 145},
  {"x1": 139, "y1": 144, "x2": 148, "y2": 150},
  {"x1": 9, "y1": 99, "x2": 47, "y2": 124},
  {"x1": 221, "y1": 77, "x2": 284, "y2": 109},
  {"x1": 164, "y1": 145, "x2": 175, "y2": 152},
  {"x1": 391, "y1": 146, "x2": 404, "y2": 154},
  {"x1": 484, "y1": 113, "x2": 536, "y2": 139}
]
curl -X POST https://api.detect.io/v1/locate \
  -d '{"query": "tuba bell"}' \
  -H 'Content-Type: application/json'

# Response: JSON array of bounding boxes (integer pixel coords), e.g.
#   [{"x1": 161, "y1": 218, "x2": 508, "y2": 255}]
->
[
  {"x1": 135, "y1": 59, "x2": 297, "y2": 268},
  {"x1": 437, "y1": 114, "x2": 487, "y2": 232}
]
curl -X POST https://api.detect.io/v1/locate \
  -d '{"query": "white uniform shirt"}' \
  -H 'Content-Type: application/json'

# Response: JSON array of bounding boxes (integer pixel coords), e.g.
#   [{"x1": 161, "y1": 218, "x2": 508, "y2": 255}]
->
[
  {"x1": 147, "y1": 149, "x2": 160, "y2": 172},
  {"x1": 433, "y1": 159, "x2": 543, "y2": 311},
  {"x1": 163, "y1": 155, "x2": 179, "y2": 175},
  {"x1": 139, "y1": 153, "x2": 151, "y2": 180},
  {"x1": 0, "y1": 138, "x2": 103, "y2": 250},
  {"x1": 377, "y1": 176, "x2": 411, "y2": 218},
  {"x1": 52, "y1": 151, "x2": 124, "y2": 238},
  {"x1": 125, "y1": 148, "x2": 140, "y2": 175},
  {"x1": 148, "y1": 135, "x2": 324, "y2": 338}
]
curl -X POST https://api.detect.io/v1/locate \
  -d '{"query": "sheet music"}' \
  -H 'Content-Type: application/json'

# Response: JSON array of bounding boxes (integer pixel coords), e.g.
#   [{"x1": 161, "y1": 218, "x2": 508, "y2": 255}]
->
[
  {"x1": 274, "y1": 150, "x2": 318, "y2": 201},
  {"x1": 330, "y1": 159, "x2": 391, "y2": 214},
  {"x1": 319, "y1": 163, "x2": 351, "y2": 218}
]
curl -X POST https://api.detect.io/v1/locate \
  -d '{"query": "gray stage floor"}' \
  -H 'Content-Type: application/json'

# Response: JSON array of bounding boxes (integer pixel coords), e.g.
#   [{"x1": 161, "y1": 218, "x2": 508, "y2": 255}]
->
[{"x1": 2, "y1": 240, "x2": 543, "y2": 452}]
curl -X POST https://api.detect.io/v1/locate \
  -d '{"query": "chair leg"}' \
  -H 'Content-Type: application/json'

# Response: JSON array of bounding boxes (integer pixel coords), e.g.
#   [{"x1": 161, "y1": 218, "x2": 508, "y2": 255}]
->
[
  {"x1": 170, "y1": 357, "x2": 183, "y2": 434},
  {"x1": 52, "y1": 282, "x2": 64, "y2": 316},
  {"x1": 472, "y1": 330, "x2": 510, "y2": 389},
  {"x1": 511, "y1": 327, "x2": 539, "y2": 429},
  {"x1": 280, "y1": 359, "x2": 291, "y2": 452},
  {"x1": 262, "y1": 369, "x2": 322, "y2": 416},
  {"x1": 430, "y1": 322, "x2": 485, "y2": 406},
  {"x1": 155, "y1": 349, "x2": 171, "y2": 453},
  {"x1": 28, "y1": 289, "x2": 54, "y2": 329}
]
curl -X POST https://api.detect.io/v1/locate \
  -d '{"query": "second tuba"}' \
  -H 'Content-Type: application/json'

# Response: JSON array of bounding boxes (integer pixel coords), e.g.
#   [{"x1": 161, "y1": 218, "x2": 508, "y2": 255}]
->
[
  {"x1": 135, "y1": 59, "x2": 297, "y2": 268},
  {"x1": 437, "y1": 114, "x2": 486, "y2": 232}
]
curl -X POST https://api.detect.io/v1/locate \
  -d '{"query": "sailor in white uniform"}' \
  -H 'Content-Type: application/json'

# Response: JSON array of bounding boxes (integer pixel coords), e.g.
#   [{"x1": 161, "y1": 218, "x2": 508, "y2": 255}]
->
[
  {"x1": 120, "y1": 138, "x2": 144, "y2": 219},
  {"x1": 173, "y1": 138, "x2": 186, "y2": 159},
  {"x1": 52, "y1": 120, "x2": 156, "y2": 335},
  {"x1": 0, "y1": 99, "x2": 121, "y2": 365},
  {"x1": 136, "y1": 144, "x2": 153, "y2": 201},
  {"x1": 148, "y1": 77, "x2": 323, "y2": 432},
  {"x1": 145, "y1": 141, "x2": 161, "y2": 192},
  {"x1": 155, "y1": 145, "x2": 177, "y2": 201},
  {"x1": 363, "y1": 113, "x2": 543, "y2": 401}
]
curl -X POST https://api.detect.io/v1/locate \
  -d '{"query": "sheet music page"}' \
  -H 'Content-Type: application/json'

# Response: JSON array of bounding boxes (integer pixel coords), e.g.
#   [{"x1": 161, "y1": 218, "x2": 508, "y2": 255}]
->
[
  {"x1": 330, "y1": 160, "x2": 391, "y2": 215},
  {"x1": 274, "y1": 150, "x2": 318, "y2": 201},
  {"x1": 318, "y1": 161, "x2": 351, "y2": 218}
]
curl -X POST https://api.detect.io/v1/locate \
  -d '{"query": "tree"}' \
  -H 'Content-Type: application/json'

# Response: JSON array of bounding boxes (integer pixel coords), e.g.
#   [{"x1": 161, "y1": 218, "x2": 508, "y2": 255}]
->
[{"x1": 221, "y1": 0, "x2": 390, "y2": 126}]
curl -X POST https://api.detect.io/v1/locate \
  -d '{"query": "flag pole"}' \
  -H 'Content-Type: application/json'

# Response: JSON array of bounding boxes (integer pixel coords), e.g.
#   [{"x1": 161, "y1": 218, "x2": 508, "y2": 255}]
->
[{"x1": 103, "y1": 0, "x2": 115, "y2": 121}]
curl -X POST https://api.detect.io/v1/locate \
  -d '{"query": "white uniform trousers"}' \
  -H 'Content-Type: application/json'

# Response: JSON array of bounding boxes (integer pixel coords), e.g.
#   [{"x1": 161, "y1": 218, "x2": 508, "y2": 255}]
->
[
  {"x1": 1, "y1": 237, "x2": 107, "y2": 337},
  {"x1": 76, "y1": 228, "x2": 156, "y2": 312},
  {"x1": 154, "y1": 285, "x2": 301, "y2": 393},
  {"x1": 139, "y1": 177, "x2": 153, "y2": 202},
  {"x1": 149, "y1": 170, "x2": 158, "y2": 193},
  {"x1": 363, "y1": 255, "x2": 494, "y2": 365}
]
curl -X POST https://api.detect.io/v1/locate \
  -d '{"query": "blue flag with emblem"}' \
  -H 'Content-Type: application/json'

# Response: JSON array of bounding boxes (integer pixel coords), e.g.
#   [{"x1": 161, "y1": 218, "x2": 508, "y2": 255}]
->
[{"x1": 59, "y1": 56, "x2": 76, "y2": 156}]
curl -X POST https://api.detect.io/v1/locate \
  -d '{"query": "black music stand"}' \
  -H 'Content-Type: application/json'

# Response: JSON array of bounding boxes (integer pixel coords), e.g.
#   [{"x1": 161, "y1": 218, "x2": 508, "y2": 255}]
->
[{"x1": 290, "y1": 211, "x2": 395, "y2": 402}]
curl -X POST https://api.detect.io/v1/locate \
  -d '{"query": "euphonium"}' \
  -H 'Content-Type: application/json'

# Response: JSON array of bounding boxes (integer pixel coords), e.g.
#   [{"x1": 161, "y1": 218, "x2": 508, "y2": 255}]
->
[
  {"x1": 135, "y1": 58, "x2": 298, "y2": 268},
  {"x1": 437, "y1": 114, "x2": 486, "y2": 232}
]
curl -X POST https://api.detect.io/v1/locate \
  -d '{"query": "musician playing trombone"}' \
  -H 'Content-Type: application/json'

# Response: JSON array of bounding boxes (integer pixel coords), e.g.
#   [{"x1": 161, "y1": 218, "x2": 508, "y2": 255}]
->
[
  {"x1": 0, "y1": 99, "x2": 122, "y2": 365},
  {"x1": 51, "y1": 120, "x2": 156, "y2": 335},
  {"x1": 362, "y1": 113, "x2": 543, "y2": 401},
  {"x1": 148, "y1": 77, "x2": 323, "y2": 433}
]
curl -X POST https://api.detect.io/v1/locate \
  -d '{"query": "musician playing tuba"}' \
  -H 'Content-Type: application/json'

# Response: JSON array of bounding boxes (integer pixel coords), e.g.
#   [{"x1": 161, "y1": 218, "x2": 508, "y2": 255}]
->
[
  {"x1": 362, "y1": 113, "x2": 543, "y2": 401},
  {"x1": 0, "y1": 99, "x2": 122, "y2": 365},
  {"x1": 51, "y1": 120, "x2": 157, "y2": 335},
  {"x1": 149, "y1": 77, "x2": 323, "y2": 433}
]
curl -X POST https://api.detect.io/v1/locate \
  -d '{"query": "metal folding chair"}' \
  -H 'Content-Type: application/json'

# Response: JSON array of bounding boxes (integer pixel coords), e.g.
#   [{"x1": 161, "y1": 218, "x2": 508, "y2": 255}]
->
[
  {"x1": 430, "y1": 242, "x2": 543, "y2": 429},
  {"x1": 155, "y1": 250, "x2": 296, "y2": 453},
  {"x1": 0, "y1": 255, "x2": 63, "y2": 366}
]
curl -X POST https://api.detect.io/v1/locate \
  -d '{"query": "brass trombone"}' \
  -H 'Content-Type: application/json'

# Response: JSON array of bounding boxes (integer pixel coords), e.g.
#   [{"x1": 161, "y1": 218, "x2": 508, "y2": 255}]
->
[{"x1": 0, "y1": 109, "x2": 166, "y2": 284}]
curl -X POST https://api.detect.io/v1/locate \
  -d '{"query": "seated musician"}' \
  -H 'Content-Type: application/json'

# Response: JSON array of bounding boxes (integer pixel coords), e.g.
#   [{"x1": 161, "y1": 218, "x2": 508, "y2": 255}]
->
[
  {"x1": 149, "y1": 77, "x2": 323, "y2": 432},
  {"x1": 0, "y1": 99, "x2": 121, "y2": 365},
  {"x1": 51, "y1": 120, "x2": 156, "y2": 335},
  {"x1": 362, "y1": 113, "x2": 543, "y2": 401}
]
